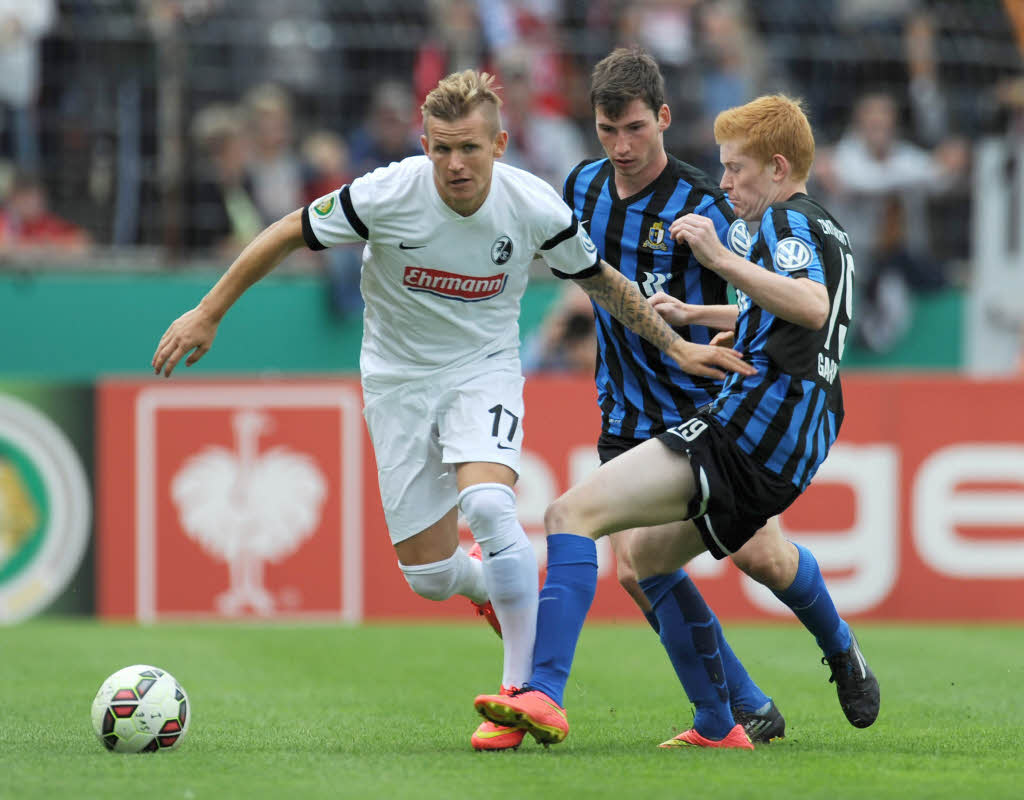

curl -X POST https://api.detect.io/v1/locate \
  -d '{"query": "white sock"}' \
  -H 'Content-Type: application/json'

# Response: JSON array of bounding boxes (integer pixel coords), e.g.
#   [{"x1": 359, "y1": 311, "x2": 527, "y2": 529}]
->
[
  {"x1": 459, "y1": 483, "x2": 538, "y2": 689},
  {"x1": 456, "y1": 546, "x2": 488, "y2": 605}
]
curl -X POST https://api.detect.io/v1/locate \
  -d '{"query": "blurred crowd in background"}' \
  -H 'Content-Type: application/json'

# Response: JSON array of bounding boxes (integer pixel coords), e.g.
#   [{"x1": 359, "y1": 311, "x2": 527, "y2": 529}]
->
[{"x1": 0, "y1": 0, "x2": 1020, "y2": 355}]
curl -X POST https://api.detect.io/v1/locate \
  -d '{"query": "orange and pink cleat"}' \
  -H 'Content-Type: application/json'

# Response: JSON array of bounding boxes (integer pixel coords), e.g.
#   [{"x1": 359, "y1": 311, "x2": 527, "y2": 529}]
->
[
  {"x1": 471, "y1": 687, "x2": 526, "y2": 751},
  {"x1": 658, "y1": 724, "x2": 754, "y2": 750},
  {"x1": 474, "y1": 687, "x2": 569, "y2": 745}
]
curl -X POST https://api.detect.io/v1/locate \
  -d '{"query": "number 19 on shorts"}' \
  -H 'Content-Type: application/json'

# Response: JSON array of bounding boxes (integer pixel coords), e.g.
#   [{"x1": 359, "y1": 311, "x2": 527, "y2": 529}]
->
[{"x1": 668, "y1": 418, "x2": 708, "y2": 442}]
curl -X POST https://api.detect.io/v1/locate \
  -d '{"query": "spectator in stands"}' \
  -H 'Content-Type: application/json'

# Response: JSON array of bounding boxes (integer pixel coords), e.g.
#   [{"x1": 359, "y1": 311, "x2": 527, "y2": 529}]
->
[
  {"x1": 346, "y1": 80, "x2": 421, "y2": 175},
  {"x1": 815, "y1": 91, "x2": 968, "y2": 352},
  {"x1": 521, "y1": 282, "x2": 596, "y2": 373},
  {"x1": 187, "y1": 104, "x2": 262, "y2": 258},
  {"x1": 692, "y1": 0, "x2": 788, "y2": 175},
  {"x1": 301, "y1": 129, "x2": 353, "y2": 204},
  {"x1": 0, "y1": 0, "x2": 55, "y2": 171},
  {"x1": 0, "y1": 169, "x2": 90, "y2": 259},
  {"x1": 496, "y1": 46, "x2": 588, "y2": 189},
  {"x1": 242, "y1": 83, "x2": 306, "y2": 224},
  {"x1": 751, "y1": 1, "x2": 961, "y2": 145},
  {"x1": 615, "y1": 0, "x2": 703, "y2": 154},
  {"x1": 414, "y1": 0, "x2": 491, "y2": 103},
  {"x1": 902, "y1": 10, "x2": 951, "y2": 148}
]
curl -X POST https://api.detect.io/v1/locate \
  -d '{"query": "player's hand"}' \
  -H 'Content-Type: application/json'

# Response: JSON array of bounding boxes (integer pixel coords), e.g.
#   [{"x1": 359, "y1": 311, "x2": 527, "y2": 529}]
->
[
  {"x1": 152, "y1": 306, "x2": 219, "y2": 377},
  {"x1": 648, "y1": 292, "x2": 699, "y2": 326},
  {"x1": 667, "y1": 339, "x2": 755, "y2": 380},
  {"x1": 669, "y1": 214, "x2": 729, "y2": 270},
  {"x1": 710, "y1": 330, "x2": 736, "y2": 348}
]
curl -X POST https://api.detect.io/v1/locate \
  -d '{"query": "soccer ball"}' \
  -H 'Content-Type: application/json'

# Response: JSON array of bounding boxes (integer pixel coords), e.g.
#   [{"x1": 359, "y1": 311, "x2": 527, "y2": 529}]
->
[{"x1": 91, "y1": 665, "x2": 190, "y2": 753}]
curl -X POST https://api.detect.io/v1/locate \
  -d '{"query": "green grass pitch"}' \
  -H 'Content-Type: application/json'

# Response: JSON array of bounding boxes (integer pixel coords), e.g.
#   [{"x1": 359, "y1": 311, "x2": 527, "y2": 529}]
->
[{"x1": 1, "y1": 619, "x2": 1022, "y2": 799}]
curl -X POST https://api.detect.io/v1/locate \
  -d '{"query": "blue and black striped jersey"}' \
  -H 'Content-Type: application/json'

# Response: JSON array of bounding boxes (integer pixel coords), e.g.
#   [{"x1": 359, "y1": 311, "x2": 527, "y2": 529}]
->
[
  {"x1": 563, "y1": 155, "x2": 736, "y2": 438},
  {"x1": 708, "y1": 193, "x2": 854, "y2": 491}
]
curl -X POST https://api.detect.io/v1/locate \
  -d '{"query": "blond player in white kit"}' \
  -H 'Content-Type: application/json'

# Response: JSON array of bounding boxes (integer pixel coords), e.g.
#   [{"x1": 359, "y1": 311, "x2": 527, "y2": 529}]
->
[{"x1": 152, "y1": 70, "x2": 753, "y2": 751}]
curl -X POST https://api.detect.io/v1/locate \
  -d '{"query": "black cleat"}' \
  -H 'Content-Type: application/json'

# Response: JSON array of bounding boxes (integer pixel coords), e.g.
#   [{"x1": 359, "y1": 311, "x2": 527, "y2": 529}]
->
[
  {"x1": 732, "y1": 700, "x2": 786, "y2": 743},
  {"x1": 823, "y1": 630, "x2": 880, "y2": 728}
]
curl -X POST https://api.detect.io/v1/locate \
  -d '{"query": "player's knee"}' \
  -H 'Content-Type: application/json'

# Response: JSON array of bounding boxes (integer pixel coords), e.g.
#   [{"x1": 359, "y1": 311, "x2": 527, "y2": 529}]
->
[
  {"x1": 616, "y1": 559, "x2": 639, "y2": 593},
  {"x1": 544, "y1": 492, "x2": 586, "y2": 535},
  {"x1": 399, "y1": 558, "x2": 459, "y2": 602},
  {"x1": 458, "y1": 483, "x2": 519, "y2": 549},
  {"x1": 627, "y1": 537, "x2": 659, "y2": 581},
  {"x1": 731, "y1": 537, "x2": 792, "y2": 591}
]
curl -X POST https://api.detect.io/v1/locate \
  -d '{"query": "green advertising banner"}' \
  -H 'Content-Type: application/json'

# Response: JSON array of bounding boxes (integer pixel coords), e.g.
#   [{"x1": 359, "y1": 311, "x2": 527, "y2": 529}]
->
[{"x1": 0, "y1": 383, "x2": 94, "y2": 620}]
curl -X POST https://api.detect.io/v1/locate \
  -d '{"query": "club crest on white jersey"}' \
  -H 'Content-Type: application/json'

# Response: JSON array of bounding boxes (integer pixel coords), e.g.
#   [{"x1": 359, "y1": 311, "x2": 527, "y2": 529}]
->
[{"x1": 491, "y1": 235, "x2": 513, "y2": 264}]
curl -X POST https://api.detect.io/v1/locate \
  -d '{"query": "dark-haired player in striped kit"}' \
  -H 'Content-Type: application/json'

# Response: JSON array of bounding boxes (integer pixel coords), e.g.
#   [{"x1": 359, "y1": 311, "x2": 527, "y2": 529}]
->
[{"x1": 475, "y1": 91, "x2": 880, "y2": 749}]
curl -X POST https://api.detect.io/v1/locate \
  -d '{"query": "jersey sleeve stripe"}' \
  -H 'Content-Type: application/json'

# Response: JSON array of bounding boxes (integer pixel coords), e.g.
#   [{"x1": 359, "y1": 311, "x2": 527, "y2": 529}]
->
[
  {"x1": 339, "y1": 184, "x2": 369, "y2": 240},
  {"x1": 550, "y1": 258, "x2": 600, "y2": 280},
  {"x1": 301, "y1": 206, "x2": 326, "y2": 251},
  {"x1": 540, "y1": 216, "x2": 579, "y2": 250}
]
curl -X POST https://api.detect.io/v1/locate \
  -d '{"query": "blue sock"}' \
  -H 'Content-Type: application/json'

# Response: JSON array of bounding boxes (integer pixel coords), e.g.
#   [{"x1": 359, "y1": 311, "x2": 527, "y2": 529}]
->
[
  {"x1": 527, "y1": 534, "x2": 598, "y2": 706},
  {"x1": 712, "y1": 614, "x2": 771, "y2": 713},
  {"x1": 640, "y1": 572, "x2": 734, "y2": 740},
  {"x1": 773, "y1": 542, "x2": 851, "y2": 657},
  {"x1": 648, "y1": 571, "x2": 769, "y2": 712}
]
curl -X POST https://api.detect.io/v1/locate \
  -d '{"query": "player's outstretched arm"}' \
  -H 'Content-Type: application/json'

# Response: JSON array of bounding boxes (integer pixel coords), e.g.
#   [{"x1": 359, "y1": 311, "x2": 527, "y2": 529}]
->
[
  {"x1": 152, "y1": 209, "x2": 306, "y2": 377},
  {"x1": 648, "y1": 292, "x2": 739, "y2": 330},
  {"x1": 574, "y1": 262, "x2": 756, "y2": 380}
]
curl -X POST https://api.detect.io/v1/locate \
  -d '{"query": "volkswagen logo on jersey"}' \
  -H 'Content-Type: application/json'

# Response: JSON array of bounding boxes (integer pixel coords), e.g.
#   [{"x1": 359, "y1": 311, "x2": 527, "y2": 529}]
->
[
  {"x1": 774, "y1": 237, "x2": 814, "y2": 271},
  {"x1": 491, "y1": 235, "x2": 513, "y2": 265},
  {"x1": 727, "y1": 219, "x2": 751, "y2": 256}
]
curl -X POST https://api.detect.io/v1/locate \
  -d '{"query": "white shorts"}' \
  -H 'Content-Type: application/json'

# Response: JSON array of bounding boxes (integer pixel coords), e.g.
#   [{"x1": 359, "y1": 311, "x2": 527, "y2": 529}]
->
[{"x1": 362, "y1": 354, "x2": 525, "y2": 543}]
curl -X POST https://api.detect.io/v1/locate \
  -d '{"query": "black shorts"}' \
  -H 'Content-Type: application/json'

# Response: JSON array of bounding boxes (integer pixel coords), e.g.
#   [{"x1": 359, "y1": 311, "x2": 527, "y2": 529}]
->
[
  {"x1": 597, "y1": 431, "x2": 649, "y2": 464},
  {"x1": 656, "y1": 413, "x2": 800, "y2": 559}
]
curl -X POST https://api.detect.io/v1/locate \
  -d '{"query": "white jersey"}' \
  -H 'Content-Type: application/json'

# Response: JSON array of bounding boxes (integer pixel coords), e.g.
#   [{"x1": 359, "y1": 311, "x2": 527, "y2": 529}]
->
[{"x1": 302, "y1": 156, "x2": 599, "y2": 388}]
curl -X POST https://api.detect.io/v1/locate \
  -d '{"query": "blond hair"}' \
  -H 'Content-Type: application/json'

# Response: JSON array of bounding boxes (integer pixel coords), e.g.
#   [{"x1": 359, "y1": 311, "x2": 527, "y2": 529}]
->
[
  {"x1": 714, "y1": 94, "x2": 815, "y2": 182},
  {"x1": 421, "y1": 70, "x2": 503, "y2": 136}
]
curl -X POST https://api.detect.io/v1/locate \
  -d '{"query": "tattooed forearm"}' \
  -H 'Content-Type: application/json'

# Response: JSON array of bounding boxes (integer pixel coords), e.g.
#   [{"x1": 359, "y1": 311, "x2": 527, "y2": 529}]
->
[{"x1": 574, "y1": 262, "x2": 682, "y2": 353}]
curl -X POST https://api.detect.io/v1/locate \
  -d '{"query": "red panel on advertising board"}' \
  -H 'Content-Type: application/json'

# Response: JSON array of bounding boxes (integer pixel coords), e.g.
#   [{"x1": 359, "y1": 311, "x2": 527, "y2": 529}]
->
[
  {"x1": 97, "y1": 382, "x2": 137, "y2": 617},
  {"x1": 97, "y1": 375, "x2": 1024, "y2": 622}
]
